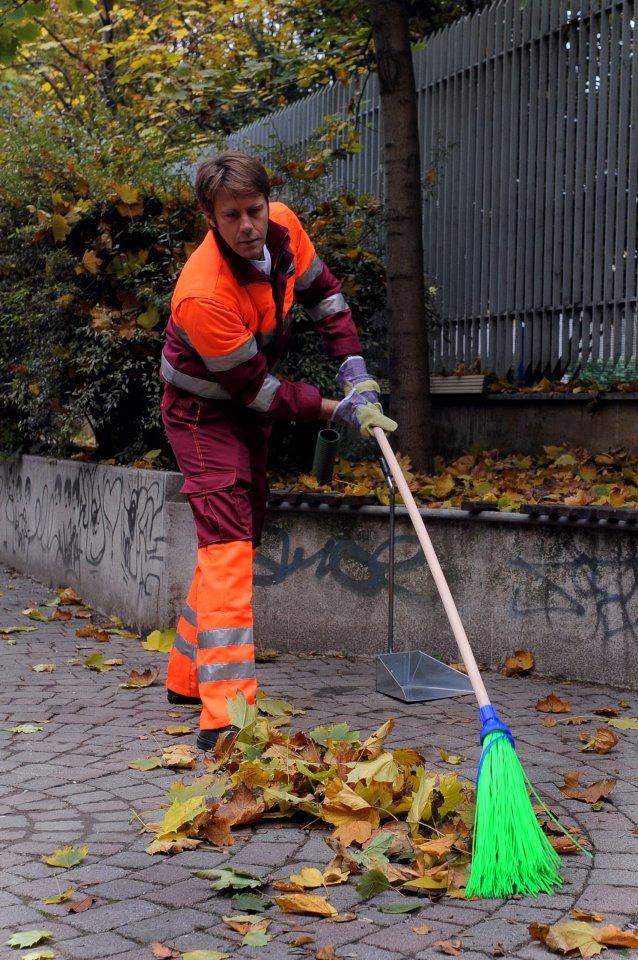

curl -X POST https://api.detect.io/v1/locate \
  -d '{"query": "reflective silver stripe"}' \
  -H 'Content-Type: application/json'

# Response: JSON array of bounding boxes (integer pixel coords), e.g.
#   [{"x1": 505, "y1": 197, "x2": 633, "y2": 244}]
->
[
  {"x1": 247, "y1": 374, "x2": 280, "y2": 413},
  {"x1": 174, "y1": 631, "x2": 197, "y2": 662},
  {"x1": 178, "y1": 602, "x2": 197, "y2": 628},
  {"x1": 175, "y1": 325, "x2": 195, "y2": 349},
  {"x1": 202, "y1": 337, "x2": 257, "y2": 372},
  {"x1": 198, "y1": 626, "x2": 253, "y2": 649},
  {"x1": 307, "y1": 292, "x2": 348, "y2": 323},
  {"x1": 198, "y1": 660, "x2": 256, "y2": 684},
  {"x1": 294, "y1": 253, "x2": 323, "y2": 291},
  {"x1": 161, "y1": 355, "x2": 231, "y2": 400}
]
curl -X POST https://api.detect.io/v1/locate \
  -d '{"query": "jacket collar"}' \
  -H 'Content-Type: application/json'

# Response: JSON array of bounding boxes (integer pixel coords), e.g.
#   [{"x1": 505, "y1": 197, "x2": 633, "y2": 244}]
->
[{"x1": 212, "y1": 217, "x2": 291, "y2": 287}]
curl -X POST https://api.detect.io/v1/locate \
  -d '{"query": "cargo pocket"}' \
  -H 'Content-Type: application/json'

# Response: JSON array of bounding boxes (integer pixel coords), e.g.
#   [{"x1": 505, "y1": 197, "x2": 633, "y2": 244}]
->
[{"x1": 180, "y1": 470, "x2": 253, "y2": 546}]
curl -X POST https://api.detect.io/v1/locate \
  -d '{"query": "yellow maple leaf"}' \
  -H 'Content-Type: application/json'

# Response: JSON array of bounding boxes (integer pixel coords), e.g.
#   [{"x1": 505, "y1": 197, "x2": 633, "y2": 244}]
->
[{"x1": 274, "y1": 893, "x2": 337, "y2": 917}]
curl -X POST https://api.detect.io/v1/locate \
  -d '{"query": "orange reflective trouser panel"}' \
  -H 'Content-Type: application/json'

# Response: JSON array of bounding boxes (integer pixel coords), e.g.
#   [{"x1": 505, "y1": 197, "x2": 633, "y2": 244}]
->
[{"x1": 166, "y1": 541, "x2": 256, "y2": 728}]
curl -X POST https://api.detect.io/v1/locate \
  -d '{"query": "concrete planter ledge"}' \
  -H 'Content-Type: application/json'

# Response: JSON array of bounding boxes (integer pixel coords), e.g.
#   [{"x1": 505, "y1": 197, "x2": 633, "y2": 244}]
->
[{"x1": 2, "y1": 455, "x2": 637, "y2": 689}]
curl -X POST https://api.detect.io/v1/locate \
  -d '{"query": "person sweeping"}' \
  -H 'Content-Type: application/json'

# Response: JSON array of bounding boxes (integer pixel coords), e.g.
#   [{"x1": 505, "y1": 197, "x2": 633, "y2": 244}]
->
[{"x1": 160, "y1": 150, "x2": 396, "y2": 750}]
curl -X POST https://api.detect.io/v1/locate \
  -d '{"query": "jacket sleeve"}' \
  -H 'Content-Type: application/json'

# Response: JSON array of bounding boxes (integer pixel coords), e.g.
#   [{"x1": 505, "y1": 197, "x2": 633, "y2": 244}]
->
[
  {"x1": 173, "y1": 297, "x2": 322, "y2": 422},
  {"x1": 285, "y1": 210, "x2": 362, "y2": 359}
]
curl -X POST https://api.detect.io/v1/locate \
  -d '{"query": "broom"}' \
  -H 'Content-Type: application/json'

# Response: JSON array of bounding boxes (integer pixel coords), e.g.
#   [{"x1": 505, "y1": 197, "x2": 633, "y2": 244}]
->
[{"x1": 372, "y1": 427, "x2": 565, "y2": 898}]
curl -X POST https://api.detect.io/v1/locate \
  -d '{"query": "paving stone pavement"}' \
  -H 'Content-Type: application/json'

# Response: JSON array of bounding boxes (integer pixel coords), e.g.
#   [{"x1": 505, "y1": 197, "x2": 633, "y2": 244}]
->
[{"x1": 1, "y1": 561, "x2": 637, "y2": 960}]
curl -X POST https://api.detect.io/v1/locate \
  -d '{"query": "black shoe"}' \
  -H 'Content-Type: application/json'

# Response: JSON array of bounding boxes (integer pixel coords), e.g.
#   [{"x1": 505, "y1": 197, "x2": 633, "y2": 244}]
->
[
  {"x1": 167, "y1": 688, "x2": 202, "y2": 705},
  {"x1": 196, "y1": 726, "x2": 239, "y2": 750}
]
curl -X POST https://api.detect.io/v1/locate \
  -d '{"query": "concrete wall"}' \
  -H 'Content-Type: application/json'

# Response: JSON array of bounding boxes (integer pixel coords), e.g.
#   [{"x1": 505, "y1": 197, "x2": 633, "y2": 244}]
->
[
  {"x1": 2, "y1": 455, "x2": 638, "y2": 689},
  {"x1": 432, "y1": 393, "x2": 638, "y2": 457}
]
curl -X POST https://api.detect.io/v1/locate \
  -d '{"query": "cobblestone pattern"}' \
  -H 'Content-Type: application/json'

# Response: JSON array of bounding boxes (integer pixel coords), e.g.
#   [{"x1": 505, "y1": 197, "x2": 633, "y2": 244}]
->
[{"x1": 1, "y1": 563, "x2": 636, "y2": 959}]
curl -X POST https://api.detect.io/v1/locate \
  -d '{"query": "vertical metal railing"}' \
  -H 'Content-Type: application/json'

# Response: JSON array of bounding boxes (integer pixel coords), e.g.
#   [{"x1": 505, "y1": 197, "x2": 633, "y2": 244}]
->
[{"x1": 227, "y1": 0, "x2": 638, "y2": 381}]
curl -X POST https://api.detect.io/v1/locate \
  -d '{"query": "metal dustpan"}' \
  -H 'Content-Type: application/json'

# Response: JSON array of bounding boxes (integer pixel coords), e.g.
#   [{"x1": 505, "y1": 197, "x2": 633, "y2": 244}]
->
[{"x1": 375, "y1": 456, "x2": 474, "y2": 703}]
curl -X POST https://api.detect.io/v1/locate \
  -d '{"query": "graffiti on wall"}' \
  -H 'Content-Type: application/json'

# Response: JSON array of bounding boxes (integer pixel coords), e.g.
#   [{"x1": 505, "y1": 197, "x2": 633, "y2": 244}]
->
[
  {"x1": 255, "y1": 524, "x2": 423, "y2": 596},
  {"x1": 0, "y1": 461, "x2": 165, "y2": 601},
  {"x1": 510, "y1": 544, "x2": 638, "y2": 642}
]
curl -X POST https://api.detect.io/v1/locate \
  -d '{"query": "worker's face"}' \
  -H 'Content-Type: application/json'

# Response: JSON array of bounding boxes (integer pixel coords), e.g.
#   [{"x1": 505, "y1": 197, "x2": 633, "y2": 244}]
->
[{"x1": 210, "y1": 190, "x2": 269, "y2": 260}]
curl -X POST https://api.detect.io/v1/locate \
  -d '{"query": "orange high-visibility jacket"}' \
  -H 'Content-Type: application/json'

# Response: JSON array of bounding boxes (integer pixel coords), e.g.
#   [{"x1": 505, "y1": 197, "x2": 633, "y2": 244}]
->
[{"x1": 161, "y1": 201, "x2": 362, "y2": 421}]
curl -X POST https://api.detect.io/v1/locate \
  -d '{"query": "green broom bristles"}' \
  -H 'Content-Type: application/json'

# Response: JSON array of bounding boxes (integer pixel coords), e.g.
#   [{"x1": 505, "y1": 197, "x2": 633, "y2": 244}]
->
[{"x1": 465, "y1": 707, "x2": 564, "y2": 899}]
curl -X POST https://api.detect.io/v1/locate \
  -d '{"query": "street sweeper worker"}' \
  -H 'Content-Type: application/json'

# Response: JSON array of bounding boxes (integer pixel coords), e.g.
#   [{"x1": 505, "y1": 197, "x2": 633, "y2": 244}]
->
[{"x1": 160, "y1": 149, "x2": 397, "y2": 750}]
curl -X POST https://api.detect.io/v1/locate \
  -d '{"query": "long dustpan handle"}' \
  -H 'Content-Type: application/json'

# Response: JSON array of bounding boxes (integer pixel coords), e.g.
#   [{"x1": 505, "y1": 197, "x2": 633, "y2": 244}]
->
[{"x1": 373, "y1": 427, "x2": 490, "y2": 708}]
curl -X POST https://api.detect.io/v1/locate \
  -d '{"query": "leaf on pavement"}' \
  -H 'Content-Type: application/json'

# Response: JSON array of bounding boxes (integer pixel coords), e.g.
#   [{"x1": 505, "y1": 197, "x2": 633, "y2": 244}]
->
[
  {"x1": 355, "y1": 869, "x2": 392, "y2": 900},
  {"x1": 438, "y1": 749, "x2": 466, "y2": 765},
  {"x1": 63, "y1": 894, "x2": 96, "y2": 913},
  {"x1": 0, "y1": 624, "x2": 37, "y2": 634},
  {"x1": 42, "y1": 887, "x2": 75, "y2": 903},
  {"x1": 414, "y1": 924, "x2": 435, "y2": 934},
  {"x1": 502, "y1": 649, "x2": 535, "y2": 676},
  {"x1": 76, "y1": 626, "x2": 110, "y2": 641},
  {"x1": 529, "y1": 920, "x2": 604, "y2": 956},
  {"x1": 21, "y1": 950, "x2": 56, "y2": 960},
  {"x1": 193, "y1": 867, "x2": 263, "y2": 891},
  {"x1": 5, "y1": 931, "x2": 54, "y2": 949},
  {"x1": 222, "y1": 915, "x2": 271, "y2": 935},
  {"x1": 608, "y1": 716, "x2": 638, "y2": 730},
  {"x1": 57, "y1": 586, "x2": 83, "y2": 605},
  {"x1": 536, "y1": 693, "x2": 572, "y2": 713},
  {"x1": 32, "y1": 664, "x2": 56, "y2": 672},
  {"x1": 230, "y1": 892, "x2": 271, "y2": 913},
  {"x1": 571, "y1": 910, "x2": 605, "y2": 923},
  {"x1": 142, "y1": 628, "x2": 176, "y2": 652},
  {"x1": 433, "y1": 939, "x2": 463, "y2": 956},
  {"x1": 7, "y1": 724, "x2": 43, "y2": 734},
  {"x1": 162, "y1": 744, "x2": 197, "y2": 768},
  {"x1": 274, "y1": 893, "x2": 337, "y2": 917},
  {"x1": 129, "y1": 756, "x2": 164, "y2": 770},
  {"x1": 181, "y1": 951, "x2": 231, "y2": 960},
  {"x1": 254, "y1": 647, "x2": 280, "y2": 661},
  {"x1": 559, "y1": 771, "x2": 616, "y2": 804},
  {"x1": 145, "y1": 833, "x2": 202, "y2": 855},
  {"x1": 289, "y1": 867, "x2": 348, "y2": 889},
  {"x1": 165, "y1": 724, "x2": 193, "y2": 736},
  {"x1": 120, "y1": 666, "x2": 160, "y2": 688},
  {"x1": 42, "y1": 845, "x2": 89, "y2": 868},
  {"x1": 594, "y1": 925, "x2": 638, "y2": 948},
  {"x1": 82, "y1": 652, "x2": 112, "y2": 672},
  {"x1": 255, "y1": 693, "x2": 303, "y2": 715},
  {"x1": 151, "y1": 943, "x2": 181, "y2": 958},
  {"x1": 579, "y1": 727, "x2": 620, "y2": 754},
  {"x1": 379, "y1": 901, "x2": 422, "y2": 914}
]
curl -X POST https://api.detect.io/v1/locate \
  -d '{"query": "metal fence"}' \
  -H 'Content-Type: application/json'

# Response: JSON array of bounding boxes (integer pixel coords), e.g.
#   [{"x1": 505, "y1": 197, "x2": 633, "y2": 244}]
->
[{"x1": 228, "y1": 0, "x2": 638, "y2": 381}]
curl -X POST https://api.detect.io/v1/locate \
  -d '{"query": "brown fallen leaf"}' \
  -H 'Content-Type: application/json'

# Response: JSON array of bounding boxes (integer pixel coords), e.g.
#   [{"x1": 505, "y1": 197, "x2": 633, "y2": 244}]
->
[
  {"x1": 51, "y1": 608, "x2": 73, "y2": 621},
  {"x1": 289, "y1": 936, "x2": 315, "y2": 946},
  {"x1": 220, "y1": 783, "x2": 267, "y2": 827},
  {"x1": 529, "y1": 920, "x2": 603, "y2": 956},
  {"x1": 326, "y1": 912, "x2": 357, "y2": 923},
  {"x1": 75, "y1": 626, "x2": 110, "y2": 641},
  {"x1": 592, "y1": 707, "x2": 620, "y2": 717},
  {"x1": 316, "y1": 946, "x2": 342, "y2": 960},
  {"x1": 502, "y1": 649, "x2": 535, "y2": 676},
  {"x1": 120, "y1": 666, "x2": 160, "y2": 688},
  {"x1": 433, "y1": 939, "x2": 462, "y2": 956},
  {"x1": 275, "y1": 893, "x2": 338, "y2": 917},
  {"x1": 579, "y1": 727, "x2": 620, "y2": 754},
  {"x1": 414, "y1": 924, "x2": 434, "y2": 935},
  {"x1": 571, "y1": 910, "x2": 605, "y2": 923},
  {"x1": 559, "y1": 770, "x2": 616, "y2": 804},
  {"x1": 222, "y1": 917, "x2": 271, "y2": 935},
  {"x1": 58, "y1": 586, "x2": 83, "y2": 604},
  {"x1": 549, "y1": 835, "x2": 586, "y2": 855},
  {"x1": 536, "y1": 693, "x2": 571, "y2": 713},
  {"x1": 594, "y1": 924, "x2": 638, "y2": 948},
  {"x1": 493, "y1": 944, "x2": 506, "y2": 957},
  {"x1": 151, "y1": 943, "x2": 180, "y2": 959},
  {"x1": 63, "y1": 894, "x2": 96, "y2": 913}
]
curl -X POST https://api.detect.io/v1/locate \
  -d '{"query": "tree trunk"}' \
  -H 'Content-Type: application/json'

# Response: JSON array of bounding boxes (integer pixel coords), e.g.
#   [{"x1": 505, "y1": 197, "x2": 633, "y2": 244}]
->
[{"x1": 368, "y1": 0, "x2": 432, "y2": 472}]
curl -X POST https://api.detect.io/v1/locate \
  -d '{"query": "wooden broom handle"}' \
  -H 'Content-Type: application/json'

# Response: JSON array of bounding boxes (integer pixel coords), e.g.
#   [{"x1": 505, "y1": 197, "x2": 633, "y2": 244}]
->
[{"x1": 373, "y1": 428, "x2": 490, "y2": 708}]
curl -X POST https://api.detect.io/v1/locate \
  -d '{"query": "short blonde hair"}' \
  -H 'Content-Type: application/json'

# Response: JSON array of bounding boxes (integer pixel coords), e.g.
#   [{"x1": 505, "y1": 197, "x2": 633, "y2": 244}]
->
[{"x1": 195, "y1": 151, "x2": 270, "y2": 217}]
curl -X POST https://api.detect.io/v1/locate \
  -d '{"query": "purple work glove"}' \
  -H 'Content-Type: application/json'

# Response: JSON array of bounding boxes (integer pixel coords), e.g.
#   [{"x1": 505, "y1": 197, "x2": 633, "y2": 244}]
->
[
  {"x1": 336, "y1": 355, "x2": 380, "y2": 405},
  {"x1": 333, "y1": 389, "x2": 397, "y2": 439}
]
